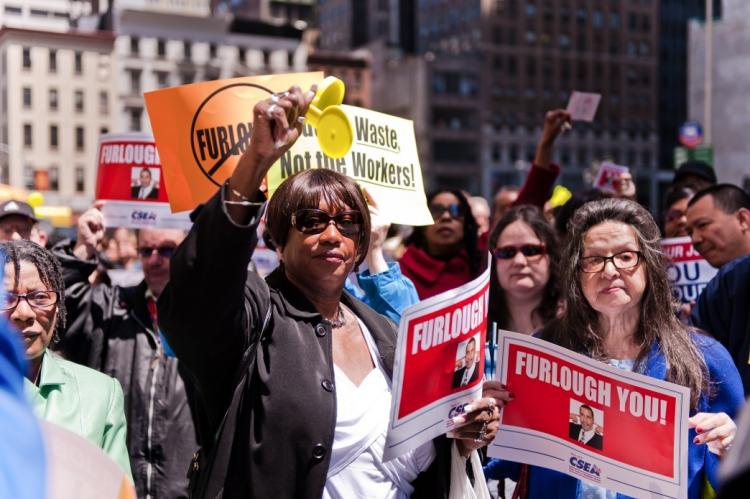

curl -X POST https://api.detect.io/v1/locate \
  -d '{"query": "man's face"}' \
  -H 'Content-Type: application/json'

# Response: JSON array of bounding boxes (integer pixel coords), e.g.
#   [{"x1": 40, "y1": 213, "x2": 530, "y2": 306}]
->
[
  {"x1": 686, "y1": 195, "x2": 750, "y2": 268},
  {"x1": 0, "y1": 215, "x2": 43, "y2": 245},
  {"x1": 464, "y1": 340, "x2": 476, "y2": 367},
  {"x1": 140, "y1": 170, "x2": 152, "y2": 188},
  {"x1": 579, "y1": 407, "x2": 595, "y2": 431},
  {"x1": 138, "y1": 229, "x2": 186, "y2": 297}
]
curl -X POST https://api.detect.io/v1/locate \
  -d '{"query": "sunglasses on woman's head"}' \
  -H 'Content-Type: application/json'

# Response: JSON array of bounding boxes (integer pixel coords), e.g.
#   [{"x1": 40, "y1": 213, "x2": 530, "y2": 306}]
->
[
  {"x1": 291, "y1": 209, "x2": 363, "y2": 237},
  {"x1": 492, "y1": 244, "x2": 547, "y2": 260},
  {"x1": 429, "y1": 203, "x2": 465, "y2": 220}
]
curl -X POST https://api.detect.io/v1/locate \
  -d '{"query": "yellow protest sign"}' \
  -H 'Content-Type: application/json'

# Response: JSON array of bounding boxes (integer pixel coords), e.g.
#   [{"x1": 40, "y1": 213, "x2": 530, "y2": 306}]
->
[
  {"x1": 144, "y1": 72, "x2": 323, "y2": 212},
  {"x1": 266, "y1": 105, "x2": 433, "y2": 226}
]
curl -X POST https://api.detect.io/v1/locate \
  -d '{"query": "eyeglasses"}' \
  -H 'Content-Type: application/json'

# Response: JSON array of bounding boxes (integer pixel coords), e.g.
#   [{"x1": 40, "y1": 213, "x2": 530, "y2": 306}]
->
[
  {"x1": 579, "y1": 250, "x2": 642, "y2": 273},
  {"x1": 138, "y1": 246, "x2": 176, "y2": 258},
  {"x1": 1, "y1": 291, "x2": 59, "y2": 311},
  {"x1": 290, "y1": 209, "x2": 363, "y2": 237},
  {"x1": 492, "y1": 244, "x2": 547, "y2": 260},
  {"x1": 429, "y1": 203, "x2": 465, "y2": 221}
]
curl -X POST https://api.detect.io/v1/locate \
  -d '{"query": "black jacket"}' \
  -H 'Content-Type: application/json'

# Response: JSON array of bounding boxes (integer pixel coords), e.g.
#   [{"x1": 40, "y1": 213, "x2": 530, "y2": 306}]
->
[
  {"x1": 568, "y1": 422, "x2": 603, "y2": 451},
  {"x1": 158, "y1": 188, "x2": 453, "y2": 498},
  {"x1": 54, "y1": 244, "x2": 199, "y2": 499}
]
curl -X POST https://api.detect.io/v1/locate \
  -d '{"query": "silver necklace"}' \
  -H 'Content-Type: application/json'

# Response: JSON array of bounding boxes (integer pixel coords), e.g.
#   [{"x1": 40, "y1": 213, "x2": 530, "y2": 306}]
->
[{"x1": 324, "y1": 305, "x2": 346, "y2": 329}]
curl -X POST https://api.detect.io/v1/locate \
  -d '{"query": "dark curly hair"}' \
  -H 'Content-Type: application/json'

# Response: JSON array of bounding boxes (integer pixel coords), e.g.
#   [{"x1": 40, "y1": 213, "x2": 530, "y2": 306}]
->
[
  {"x1": 405, "y1": 189, "x2": 482, "y2": 275},
  {"x1": 488, "y1": 205, "x2": 559, "y2": 330},
  {"x1": 1, "y1": 239, "x2": 66, "y2": 336}
]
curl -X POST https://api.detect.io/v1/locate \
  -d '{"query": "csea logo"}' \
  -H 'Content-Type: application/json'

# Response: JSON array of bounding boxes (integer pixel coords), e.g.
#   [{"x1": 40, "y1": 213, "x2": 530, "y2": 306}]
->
[
  {"x1": 569, "y1": 455, "x2": 602, "y2": 483},
  {"x1": 131, "y1": 210, "x2": 157, "y2": 223},
  {"x1": 446, "y1": 403, "x2": 469, "y2": 426}
]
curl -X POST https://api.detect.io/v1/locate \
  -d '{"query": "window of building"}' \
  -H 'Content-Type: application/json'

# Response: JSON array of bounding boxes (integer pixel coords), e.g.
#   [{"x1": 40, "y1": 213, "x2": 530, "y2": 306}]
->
[
  {"x1": 75, "y1": 126, "x2": 84, "y2": 150},
  {"x1": 129, "y1": 69, "x2": 141, "y2": 94},
  {"x1": 183, "y1": 41, "x2": 192, "y2": 60},
  {"x1": 130, "y1": 36, "x2": 139, "y2": 56},
  {"x1": 593, "y1": 10, "x2": 603, "y2": 28},
  {"x1": 49, "y1": 166, "x2": 59, "y2": 191},
  {"x1": 75, "y1": 166, "x2": 85, "y2": 192},
  {"x1": 74, "y1": 90, "x2": 84, "y2": 112},
  {"x1": 4, "y1": 5, "x2": 21, "y2": 14},
  {"x1": 157, "y1": 38, "x2": 166, "y2": 58},
  {"x1": 99, "y1": 91, "x2": 108, "y2": 115},
  {"x1": 610, "y1": 13, "x2": 620, "y2": 29},
  {"x1": 181, "y1": 71, "x2": 195, "y2": 85},
  {"x1": 209, "y1": 43, "x2": 217, "y2": 59},
  {"x1": 263, "y1": 49, "x2": 271, "y2": 67},
  {"x1": 100, "y1": 126, "x2": 109, "y2": 135},
  {"x1": 287, "y1": 51, "x2": 294, "y2": 68},
  {"x1": 155, "y1": 71, "x2": 169, "y2": 87},
  {"x1": 49, "y1": 125, "x2": 58, "y2": 149},
  {"x1": 74, "y1": 51, "x2": 83, "y2": 74},
  {"x1": 22, "y1": 47, "x2": 31, "y2": 69},
  {"x1": 23, "y1": 166, "x2": 34, "y2": 190},
  {"x1": 129, "y1": 108, "x2": 142, "y2": 132},
  {"x1": 23, "y1": 123, "x2": 32, "y2": 147},
  {"x1": 22, "y1": 87, "x2": 31, "y2": 108},
  {"x1": 48, "y1": 49, "x2": 57, "y2": 72},
  {"x1": 238, "y1": 47, "x2": 246, "y2": 64},
  {"x1": 48, "y1": 89, "x2": 58, "y2": 111}
]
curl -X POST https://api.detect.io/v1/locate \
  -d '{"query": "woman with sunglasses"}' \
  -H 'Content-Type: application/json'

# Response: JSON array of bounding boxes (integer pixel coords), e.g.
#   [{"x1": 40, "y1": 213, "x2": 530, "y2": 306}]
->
[
  {"x1": 158, "y1": 85, "x2": 501, "y2": 498},
  {"x1": 0, "y1": 240, "x2": 132, "y2": 479},
  {"x1": 484, "y1": 199, "x2": 743, "y2": 498},
  {"x1": 488, "y1": 205, "x2": 559, "y2": 335},
  {"x1": 400, "y1": 189, "x2": 485, "y2": 299}
]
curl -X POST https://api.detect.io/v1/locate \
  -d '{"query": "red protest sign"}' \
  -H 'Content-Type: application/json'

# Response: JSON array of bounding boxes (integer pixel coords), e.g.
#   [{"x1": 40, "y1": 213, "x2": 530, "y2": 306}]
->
[
  {"x1": 661, "y1": 237, "x2": 717, "y2": 303},
  {"x1": 384, "y1": 265, "x2": 490, "y2": 461},
  {"x1": 489, "y1": 332, "x2": 689, "y2": 498},
  {"x1": 95, "y1": 133, "x2": 191, "y2": 229}
]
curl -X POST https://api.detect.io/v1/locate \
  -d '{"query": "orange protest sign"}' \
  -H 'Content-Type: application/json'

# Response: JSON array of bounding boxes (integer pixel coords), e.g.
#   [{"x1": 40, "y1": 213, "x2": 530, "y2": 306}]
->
[{"x1": 144, "y1": 72, "x2": 323, "y2": 212}]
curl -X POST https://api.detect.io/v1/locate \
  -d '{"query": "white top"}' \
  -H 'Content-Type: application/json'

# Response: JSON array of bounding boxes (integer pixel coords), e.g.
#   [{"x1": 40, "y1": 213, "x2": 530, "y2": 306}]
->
[{"x1": 323, "y1": 318, "x2": 436, "y2": 499}]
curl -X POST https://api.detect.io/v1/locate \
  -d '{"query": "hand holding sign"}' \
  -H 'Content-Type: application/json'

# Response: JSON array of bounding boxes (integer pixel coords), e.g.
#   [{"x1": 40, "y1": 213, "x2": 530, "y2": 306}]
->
[
  {"x1": 566, "y1": 91, "x2": 601, "y2": 122},
  {"x1": 689, "y1": 411, "x2": 736, "y2": 457},
  {"x1": 229, "y1": 85, "x2": 316, "y2": 210}
]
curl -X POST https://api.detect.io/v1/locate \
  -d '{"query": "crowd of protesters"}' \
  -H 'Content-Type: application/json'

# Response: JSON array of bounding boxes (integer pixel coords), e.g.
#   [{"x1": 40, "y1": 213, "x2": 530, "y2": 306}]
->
[{"x1": 1, "y1": 81, "x2": 750, "y2": 499}]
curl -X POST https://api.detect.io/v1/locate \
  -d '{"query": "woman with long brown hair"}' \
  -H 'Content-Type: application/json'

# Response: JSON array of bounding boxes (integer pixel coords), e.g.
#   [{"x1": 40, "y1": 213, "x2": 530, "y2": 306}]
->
[{"x1": 485, "y1": 198, "x2": 743, "y2": 498}]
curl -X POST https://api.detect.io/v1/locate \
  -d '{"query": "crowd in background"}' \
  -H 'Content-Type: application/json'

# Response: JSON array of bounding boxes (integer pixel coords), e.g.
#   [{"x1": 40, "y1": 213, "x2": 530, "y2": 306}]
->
[{"x1": 1, "y1": 95, "x2": 750, "y2": 499}]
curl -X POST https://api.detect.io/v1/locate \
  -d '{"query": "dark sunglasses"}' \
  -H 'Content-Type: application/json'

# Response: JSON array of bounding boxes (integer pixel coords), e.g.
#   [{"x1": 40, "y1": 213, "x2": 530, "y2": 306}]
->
[
  {"x1": 291, "y1": 209, "x2": 363, "y2": 237},
  {"x1": 138, "y1": 246, "x2": 176, "y2": 258},
  {"x1": 492, "y1": 244, "x2": 547, "y2": 260},
  {"x1": 429, "y1": 203, "x2": 465, "y2": 220}
]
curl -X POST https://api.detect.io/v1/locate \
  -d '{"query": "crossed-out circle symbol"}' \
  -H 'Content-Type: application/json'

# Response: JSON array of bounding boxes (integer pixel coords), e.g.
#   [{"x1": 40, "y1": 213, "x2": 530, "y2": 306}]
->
[{"x1": 190, "y1": 83, "x2": 273, "y2": 187}]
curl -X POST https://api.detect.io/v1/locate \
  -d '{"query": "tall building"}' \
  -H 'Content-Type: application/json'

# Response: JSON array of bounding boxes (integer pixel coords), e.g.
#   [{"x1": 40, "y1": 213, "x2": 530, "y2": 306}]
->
[
  {"x1": 0, "y1": 1, "x2": 115, "y2": 209},
  {"x1": 211, "y1": 0, "x2": 315, "y2": 26},
  {"x1": 688, "y1": 0, "x2": 750, "y2": 189},
  {"x1": 317, "y1": 0, "x2": 400, "y2": 50},
  {"x1": 657, "y1": 0, "x2": 720, "y2": 176},
  {"x1": 482, "y1": 0, "x2": 659, "y2": 207},
  {"x1": 111, "y1": 4, "x2": 307, "y2": 134}
]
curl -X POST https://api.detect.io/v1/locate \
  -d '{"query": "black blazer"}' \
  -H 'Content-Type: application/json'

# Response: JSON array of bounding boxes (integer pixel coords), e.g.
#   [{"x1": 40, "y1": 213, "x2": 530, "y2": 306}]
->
[
  {"x1": 131, "y1": 186, "x2": 158, "y2": 199},
  {"x1": 568, "y1": 422, "x2": 603, "y2": 450},
  {"x1": 159, "y1": 186, "x2": 453, "y2": 498},
  {"x1": 452, "y1": 363, "x2": 480, "y2": 388}
]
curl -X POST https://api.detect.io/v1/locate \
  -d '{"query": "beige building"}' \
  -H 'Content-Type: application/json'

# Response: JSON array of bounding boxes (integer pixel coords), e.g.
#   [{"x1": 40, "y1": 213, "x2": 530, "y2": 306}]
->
[{"x1": 0, "y1": 26, "x2": 115, "y2": 209}]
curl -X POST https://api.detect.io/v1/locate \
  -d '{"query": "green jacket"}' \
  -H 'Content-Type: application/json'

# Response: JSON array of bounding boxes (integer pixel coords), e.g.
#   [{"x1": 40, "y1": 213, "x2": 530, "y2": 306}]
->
[{"x1": 25, "y1": 349, "x2": 132, "y2": 480}]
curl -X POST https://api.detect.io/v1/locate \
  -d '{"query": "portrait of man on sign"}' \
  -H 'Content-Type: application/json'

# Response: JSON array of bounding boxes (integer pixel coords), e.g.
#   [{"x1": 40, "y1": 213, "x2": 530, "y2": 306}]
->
[
  {"x1": 569, "y1": 400, "x2": 604, "y2": 451},
  {"x1": 452, "y1": 335, "x2": 480, "y2": 389},
  {"x1": 131, "y1": 166, "x2": 159, "y2": 200}
]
